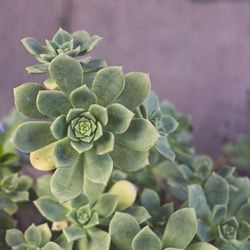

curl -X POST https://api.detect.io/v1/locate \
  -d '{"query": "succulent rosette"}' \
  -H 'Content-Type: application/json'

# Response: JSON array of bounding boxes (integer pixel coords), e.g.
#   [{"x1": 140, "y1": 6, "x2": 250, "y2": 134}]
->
[
  {"x1": 22, "y1": 28, "x2": 102, "y2": 74},
  {"x1": 187, "y1": 170, "x2": 250, "y2": 249},
  {"x1": 13, "y1": 54, "x2": 159, "y2": 201}
]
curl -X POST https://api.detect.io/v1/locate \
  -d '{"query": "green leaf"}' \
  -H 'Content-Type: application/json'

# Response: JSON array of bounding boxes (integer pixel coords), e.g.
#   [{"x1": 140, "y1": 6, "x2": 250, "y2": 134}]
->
[
  {"x1": 110, "y1": 212, "x2": 140, "y2": 250},
  {"x1": 34, "y1": 197, "x2": 68, "y2": 222},
  {"x1": 54, "y1": 138, "x2": 80, "y2": 167},
  {"x1": 14, "y1": 82, "x2": 45, "y2": 118},
  {"x1": 116, "y1": 72, "x2": 151, "y2": 109},
  {"x1": 238, "y1": 202, "x2": 250, "y2": 223},
  {"x1": 238, "y1": 221, "x2": 250, "y2": 241},
  {"x1": 37, "y1": 223, "x2": 52, "y2": 247},
  {"x1": 110, "y1": 144, "x2": 149, "y2": 172},
  {"x1": 83, "y1": 35, "x2": 102, "y2": 53},
  {"x1": 24, "y1": 224, "x2": 42, "y2": 247},
  {"x1": 42, "y1": 242, "x2": 63, "y2": 250},
  {"x1": 37, "y1": 90, "x2": 71, "y2": 117},
  {"x1": 26, "y1": 64, "x2": 49, "y2": 74},
  {"x1": 186, "y1": 242, "x2": 218, "y2": 250},
  {"x1": 70, "y1": 85, "x2": 97, "y2": 110},
  {"x1": 162, "y1": 208, "x2": 197, "y2": 249},
  {"x1": 89, "y1": 104, "x2": 108, "y2": 126},
  {"x1": 92, "y1": 67, "x2": 125, "y2": 106},
  {"x1": 63, "y1": 224, "x2": 85, "y2": 242},
  {"x1": 211, "y1": 205, "x2": 227, "y2": 225},
  {"x1": 155, "y1": 136, "x2": 175, "y2": 161},
  {"x1": 51, "y1": 158, "x2": 83, "y2": 202},
  {"x1": 50, "y1": 115, "x2": 68, "y2": 140},
  {"x1": 13, "y1": 121, "x2": 55, "y2": 153},
  {"x1": 49, "y1": 54, "x2": 83, "y2": 96},
  {"x1": 204, "y1": 173, "x2": 229, "y2": 207},
  {"x1": 72, "y1": 30, "x2": 90, "y2": 49},
  {"x1": 95, "y1": 131, "x2": 114, "y2": 155},
  {"x1": 94, "y1": 194, "x2": 118, "y2": 218},
  {"x1": 106, "y1": 103, "x2": 134, "y2": 134},
  {"x1": 140, "y1": 189, "x2": 160, "y2": 211},
  {"x1": 53, "y1": 28, "x2": 72, "y2": 45},
  {"x1": 5, "y1": 229, "x2": 24, "y2": 247},
  {"x1": 160, "y1": 115, "x2": 179, "y2": 134},
  {"x1": 21, "y1": 37, "x2": 47, "y2": 55},
  {"x1": 36, "y1": 175, "x2": 53, "y2": 198},
  {"x1": 83, "y1": 175, "x2": 105, "y2": 206},
  {"x1": 116, "y1": 118, "x2": 159, "y2": 151},
  {"x1": 126, "y1": 206, "x2": 151, "y2": 224},
  {"x1": 188, "y1": 184, "x2": 210, "y2": 218},
  {"x1": 87, "y1": 228, "x2": 111, "y2": 250},
  {"x1": 132, "y1": 226, "x2": 162, "y2": 250},
  {"x1": 84, "y1": 148, "x2": 113, "y2": 184}
]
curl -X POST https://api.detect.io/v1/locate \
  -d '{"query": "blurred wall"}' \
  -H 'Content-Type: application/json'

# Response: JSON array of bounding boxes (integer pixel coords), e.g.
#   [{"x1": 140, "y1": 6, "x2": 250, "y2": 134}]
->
[{"x1": 0, "y1": 0, "x2": 250, "y2": 157}]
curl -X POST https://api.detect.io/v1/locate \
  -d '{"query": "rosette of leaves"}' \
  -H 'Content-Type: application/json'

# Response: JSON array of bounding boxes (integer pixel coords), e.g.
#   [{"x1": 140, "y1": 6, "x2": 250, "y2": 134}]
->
[
  {"x1": 22, "y1": 28, "x2": 102, "y2": 74},
  {"x1": 34, "y1": 191, "x2": 121, "y2": 250},
  {"x1": 139, "y1": 91, "x2": 179, "y2": 162},
  {"x1": 5, "y1": 223, "x2": 65, "y2": 250},
  {"x1": 187, "y1": 171, "x2": 250, "y2": 249},
  {"x1": 110, "y1": 208, "x2": 217, "y2": 250},
  {"x1": 13, "y1": 54, "x2": 158, "y2": 202}
]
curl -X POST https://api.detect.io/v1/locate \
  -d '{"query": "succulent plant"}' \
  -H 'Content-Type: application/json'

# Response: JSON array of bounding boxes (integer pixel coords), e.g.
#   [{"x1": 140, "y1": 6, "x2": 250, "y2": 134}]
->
[
  {"x1": 5, "y1": 223, "x2": 65, "y2": 250},
  {"x1": 13, "y1": 54, "x2": 159, "y2": 202},
  {"x1": 22, "y1": 28, "x2": 102, "y2": 74},
  {"x1": 109, "y1": 208, "x2": 217, "y2": 250},
  {"x1": 34, "y1": 186, "x2": 136, "y2": 250},
  {"x1": 187, "y1": 171, "x2": 250, "y2": 249}
]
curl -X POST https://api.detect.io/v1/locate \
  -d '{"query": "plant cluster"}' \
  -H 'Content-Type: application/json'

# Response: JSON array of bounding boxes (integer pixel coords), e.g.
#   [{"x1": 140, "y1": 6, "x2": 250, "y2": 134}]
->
[{"x1": 0, "y1": 28, "x2": 249, "y2": 250}]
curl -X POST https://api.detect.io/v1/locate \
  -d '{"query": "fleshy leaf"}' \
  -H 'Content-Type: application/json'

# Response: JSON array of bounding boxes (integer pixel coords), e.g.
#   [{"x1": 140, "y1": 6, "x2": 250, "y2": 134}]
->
[
  {"x1": 116, "y1": 118, "x2": 159, "y2": 151},
  {"x1": 95, "y1": 131, "x2": 114, "y2": 155},
  {"x1": 110, "y1": 212, "x2": 140, "y2": 250},
  {"x1": 87, "y1": 228, "x2": 111, "y2": 250},
  {"x1": 13, "y1": 122, "x2": 55, "y2": 153},
  {"x1": 84, "y1": 149, "x2": 113, "y2": 184},
  {"x1": 92, "y1": 67, "x2": 124, "y2": 106},
  {"x1": 34, "y1": 197, "x2": 68, "y2": 222},
  {"x1": 49, "y1": 54, "x2": 83, "y2": 96},
  {"x1": 24, "y1": 224, "x2": 42, "y2": 247},
  {"x1": 89, "y1": 104, "x2": 108, "y2": 126},
  {"x1": 37, "y1": 90, "x2": 71, "y2": 117},
  {"x1": 125, "y1": 206, "x2": 151, "y2": 224},
  {"x1": 186, "y1": 242, "x2": 218, "y2": 250},
  {"x1": 26, "y1": 64, "x2": 48, "y2": 74},
  {"x1": 30, "y1": 143, "x2": 56, "y2": 171},
  {"x1": 204, "y1": 173, "x2": 229, "y2": 207},
  {"x1": 94, "y1": 194, "x2": 118, "y2": 218},
  {"x1": 42, "y1": 242, "x2": 63, "y2": 250},
  {"x1": 132, "y1": 226, "x2": 162, "y2": 250},
  {"x1": 162, "y1": 208, "x2": 197, "y2": 249},
  {"x1": 53, "y1": 28, "x2": 72, "y2": 45},
  {"x1": 14, "y1": 82, "x2": 45, "y2": 118},
  {"x1": 6, "y1": 229, "x2": 24, "y2": 247},
  {"x1": 54, "y1": 138, "x2": 80, "y2": 167},
  {"x1": 188, "y1": 184, "x2": 210, "y2": 218},
  {"x1": 70, "y1": 85, "x2": 97, "y2": 110},
  {"x1": 63, "y1": 224, "x2": 85, "y2": 242},
  {"x1": 21, "y1": 37, "x2": 47, "y2": 55},
  {"x1": 51, "y1": 158, "x2": 83, "y2": 202},
  {"x1": 140, "y1": 189, "x2": 160, "y2": 211},
  {"x1": 50, "y1": 115, "x2": 68, "y2": 140},
  {"x1": 155, "y1": 136, "x2": 175, "y2": 161},
  {"x1": 111, "y1": 144, "x2": 149, "y2": 172},
  {"x1": 106, "y1": 103, "x2": 134, "y2": 134},
  {"x1": 116, "y1": 72, "x2": 151, "y2": 109},
  {"x1": 71, "y1": 141, "x2": 93, "y2": 154}
]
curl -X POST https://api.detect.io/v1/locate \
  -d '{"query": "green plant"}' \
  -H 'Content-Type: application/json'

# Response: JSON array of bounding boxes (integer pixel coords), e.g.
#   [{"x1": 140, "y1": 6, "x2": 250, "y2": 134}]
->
[{"x1": 1, "y1": 27, "x2": 249, "y2": 250}]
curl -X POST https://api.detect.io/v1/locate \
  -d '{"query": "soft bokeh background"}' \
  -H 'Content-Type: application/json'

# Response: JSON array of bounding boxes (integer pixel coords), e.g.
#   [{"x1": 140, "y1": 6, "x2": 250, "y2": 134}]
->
[{"x1": 1, "y1": 0, "x2": 250, "y2": 157}]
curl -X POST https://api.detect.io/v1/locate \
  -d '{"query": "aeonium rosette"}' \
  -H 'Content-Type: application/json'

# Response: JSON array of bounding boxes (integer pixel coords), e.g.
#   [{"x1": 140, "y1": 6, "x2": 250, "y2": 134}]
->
[{"x1": 13, "y1": 54, "x2": 159, "y2": 201}]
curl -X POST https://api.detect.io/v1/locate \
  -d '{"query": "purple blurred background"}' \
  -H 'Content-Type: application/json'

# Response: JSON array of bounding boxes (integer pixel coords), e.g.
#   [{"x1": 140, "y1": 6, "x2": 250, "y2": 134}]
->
[{"x1": 1, "y1": 0, "x2": 250, "y2": 157}]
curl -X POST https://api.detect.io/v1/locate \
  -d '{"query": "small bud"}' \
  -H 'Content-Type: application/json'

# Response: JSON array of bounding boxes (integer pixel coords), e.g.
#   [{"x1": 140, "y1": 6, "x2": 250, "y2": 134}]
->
[
  {"x1": 52, "y1": 221, "x2": 68, "y2": 231},
  {"x1": 109, "y1": 180, "x2": 137, "y2": 210}
]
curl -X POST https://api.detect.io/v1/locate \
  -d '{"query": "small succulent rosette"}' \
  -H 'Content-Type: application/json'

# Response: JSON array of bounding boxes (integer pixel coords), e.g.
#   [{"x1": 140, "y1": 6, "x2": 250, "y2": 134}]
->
[
  {"x1": 22, "y1": 28, "x2": 102, "y2": 74},
  {"x1": 13, "y1": 54, "x2": 159, "y2": 201},
  {"x1": 140, "y1": 91, "x2": 179, "y2": 162},
  {"x1": 6, "y1": 223, "x2": 66, "y2": 250},
  {"x1": 187, "y1": 171, "x2": 250, "y2": 248},
  {"x1": 110, "y1": 208, "x2": 217, "y2": 250}
]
